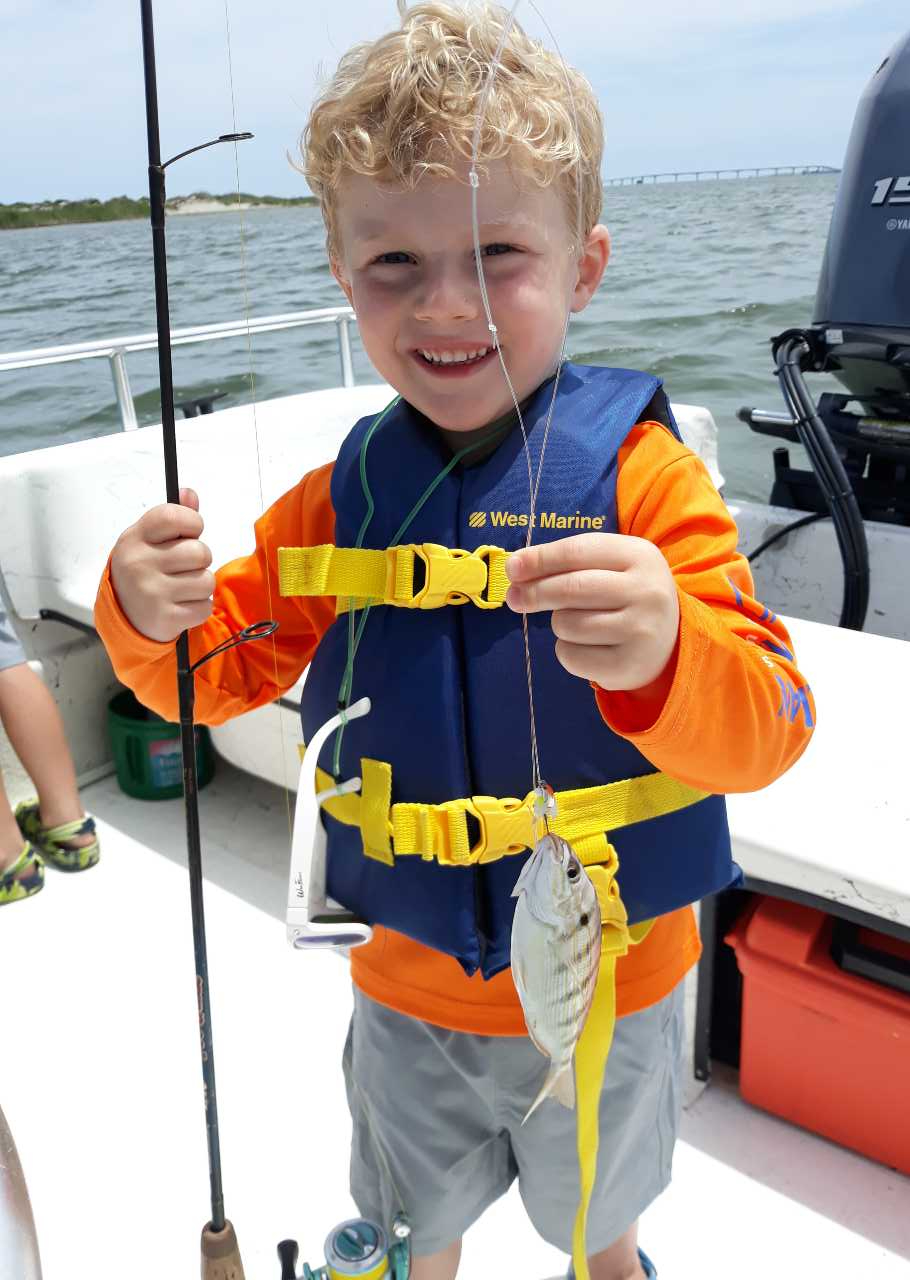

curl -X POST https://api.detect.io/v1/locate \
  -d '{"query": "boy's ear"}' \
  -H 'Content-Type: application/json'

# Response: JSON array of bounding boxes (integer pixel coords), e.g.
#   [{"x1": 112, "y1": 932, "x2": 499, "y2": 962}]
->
[
  {"x1": 571, "y1": 224, "x2": 610, "y2": 313},
  {"x1": 330, "y1": 257, "x2": 354, "y2": 307}
]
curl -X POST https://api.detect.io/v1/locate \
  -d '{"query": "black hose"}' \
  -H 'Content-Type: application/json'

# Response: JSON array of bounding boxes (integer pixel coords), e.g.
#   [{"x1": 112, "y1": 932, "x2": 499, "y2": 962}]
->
[
  {"x1": 774, "y1": 336, "x2": 868, "y2": 628},
  {"x1": 747, "y1": 512, "x2": 829, "y2": 564},
  {"x1": 38, "y1": 609, "x2": 99, "y2": 637},
  {"x1": 772, "y1": 332, "x2": 870, "y2": 629},
  {"x1": 781, "y1": 362, "x2": 866, "y2": 629},
  {"x1": 775, "y1": 341, "x2": 868, "y2": 629}
]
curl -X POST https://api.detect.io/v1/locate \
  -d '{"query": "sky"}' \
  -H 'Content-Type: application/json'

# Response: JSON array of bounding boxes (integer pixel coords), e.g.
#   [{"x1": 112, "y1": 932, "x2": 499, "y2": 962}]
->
[{"x1": 1, "y1": 0, "x2": 907, "y2": 204}]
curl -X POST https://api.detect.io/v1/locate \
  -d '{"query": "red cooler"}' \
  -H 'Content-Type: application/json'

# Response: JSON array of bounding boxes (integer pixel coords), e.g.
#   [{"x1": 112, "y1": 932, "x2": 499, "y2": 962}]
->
[{"x1": 725, "y1": 896, "x2": 910, "y2": 1174}]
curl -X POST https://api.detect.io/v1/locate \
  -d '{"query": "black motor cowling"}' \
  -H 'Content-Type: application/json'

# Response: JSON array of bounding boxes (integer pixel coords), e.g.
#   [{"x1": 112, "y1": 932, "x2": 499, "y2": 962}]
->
[{"x1": 813, "y1": 30, "x2": 910, "y2": 416}]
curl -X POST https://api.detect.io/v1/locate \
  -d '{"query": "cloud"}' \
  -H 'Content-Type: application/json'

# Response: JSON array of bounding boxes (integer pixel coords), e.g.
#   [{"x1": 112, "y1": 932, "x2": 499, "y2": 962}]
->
[{"x1": 0, "y1": 0, "x2": 905, "y2": 201}]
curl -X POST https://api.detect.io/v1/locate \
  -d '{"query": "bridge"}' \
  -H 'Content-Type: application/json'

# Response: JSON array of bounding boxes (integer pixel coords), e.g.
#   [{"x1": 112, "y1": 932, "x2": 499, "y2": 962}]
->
[{"x1": 604, "y1": 164, "x2": 839, "y2": 186}]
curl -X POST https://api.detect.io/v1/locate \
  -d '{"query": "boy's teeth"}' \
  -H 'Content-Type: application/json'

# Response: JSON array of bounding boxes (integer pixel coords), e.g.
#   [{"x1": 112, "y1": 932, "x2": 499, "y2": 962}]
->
[{"x1": 420, "y1": 347, "x2": 490, "y2": 365}]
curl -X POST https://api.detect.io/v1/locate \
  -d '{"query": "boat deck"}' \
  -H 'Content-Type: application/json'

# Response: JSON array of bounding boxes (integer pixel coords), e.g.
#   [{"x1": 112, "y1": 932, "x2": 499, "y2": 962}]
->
[{"x1": 2, "y1": 765, "x2": 907, "y2": 1279}]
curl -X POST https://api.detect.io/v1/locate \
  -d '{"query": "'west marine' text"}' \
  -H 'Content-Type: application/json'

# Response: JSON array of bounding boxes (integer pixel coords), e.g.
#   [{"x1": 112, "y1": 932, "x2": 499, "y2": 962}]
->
[{"x1": 470, "y1": 510, "x2": 606, "y2": 530}]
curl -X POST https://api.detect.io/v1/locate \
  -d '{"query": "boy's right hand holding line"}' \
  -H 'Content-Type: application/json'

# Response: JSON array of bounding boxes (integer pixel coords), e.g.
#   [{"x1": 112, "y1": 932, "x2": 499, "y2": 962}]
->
[{"x1": 110, "y1": 488, "x2": 215, "y2": 643}]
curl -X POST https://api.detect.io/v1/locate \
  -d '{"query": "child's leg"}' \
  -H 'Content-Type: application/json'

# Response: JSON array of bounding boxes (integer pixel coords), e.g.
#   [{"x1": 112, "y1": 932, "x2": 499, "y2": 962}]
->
[
  {"x1": 0, "y1": 663, "x2": 87, "y2": 830},
  {"x1": 587, "y1": 1222, "x2": 646, "y2": 1280},
  {"x1": 0, "y1": 616, "x2": 35, "y2": 870},
  {"x1": 410, "y1": 1238, "x2": 462, "y2": 1280},
  {"x1": 0, "y1": 768, "x2": 27, "y2": 871}
]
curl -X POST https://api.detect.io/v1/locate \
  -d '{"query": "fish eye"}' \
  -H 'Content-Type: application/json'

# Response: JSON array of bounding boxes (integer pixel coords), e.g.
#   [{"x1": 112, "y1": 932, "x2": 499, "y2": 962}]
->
[
  {"x1": 579, "y1": 913, "x2": 589, "y2": 927},
  {"x1": 567, "y1": 862, "x2": 580, "y2": 881}
]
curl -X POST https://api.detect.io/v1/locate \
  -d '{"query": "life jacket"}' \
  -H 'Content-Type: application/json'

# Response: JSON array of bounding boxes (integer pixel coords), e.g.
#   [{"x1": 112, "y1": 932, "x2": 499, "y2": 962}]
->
[{"x1": 295, "y1": 364, "x2": 737, "y2": 980}]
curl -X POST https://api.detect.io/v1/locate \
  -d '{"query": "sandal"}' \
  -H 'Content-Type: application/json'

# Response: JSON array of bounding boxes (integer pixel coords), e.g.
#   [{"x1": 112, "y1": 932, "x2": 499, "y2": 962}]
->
[
  {"x1": 15, "y1": 801, "x2": 100, "y2": 872},
  {"x1": 0, "y1": 843, "x2": 45, "y2": 906}
]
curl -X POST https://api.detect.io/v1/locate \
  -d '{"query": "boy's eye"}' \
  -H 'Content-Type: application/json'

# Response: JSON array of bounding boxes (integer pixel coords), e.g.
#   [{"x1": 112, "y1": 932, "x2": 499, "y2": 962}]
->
[
  {"x1": 482, "y1": 243, "x2": 514, "y2": 257},
  {"x1": 372, "y1": 251, "x2": 415, "y2": 265}
]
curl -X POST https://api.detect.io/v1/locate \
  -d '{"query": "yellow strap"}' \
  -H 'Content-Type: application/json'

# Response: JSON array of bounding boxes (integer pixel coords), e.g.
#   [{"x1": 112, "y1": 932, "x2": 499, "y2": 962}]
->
[
  {"x1": 360, "y1": 759, "x2": 393, "y2": 865},
  {"x1": 573, "y1": 945, "x2": 618, "y2": 1280},
  {"x1": 278, "y1": 544, "x2": 387, "y2": 599},
  {"x1": 278, "y1": 542, "x2": 510, "y2": 611},
  {"x1": 314, "y1": 764, "x2": 707, "y2": 867},
  {"x1": 572, "y1": 841, "x2": 655, "y2": 1280}
]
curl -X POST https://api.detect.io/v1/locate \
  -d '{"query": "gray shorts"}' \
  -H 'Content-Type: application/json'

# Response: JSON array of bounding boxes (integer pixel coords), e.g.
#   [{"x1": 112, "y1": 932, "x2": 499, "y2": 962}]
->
[
  {"x1": 0, "y1": 606, "x2": 26, "y2": 672},
  {"x1": 343, "y1": 980, "x2": 685, "y2": 1258}
]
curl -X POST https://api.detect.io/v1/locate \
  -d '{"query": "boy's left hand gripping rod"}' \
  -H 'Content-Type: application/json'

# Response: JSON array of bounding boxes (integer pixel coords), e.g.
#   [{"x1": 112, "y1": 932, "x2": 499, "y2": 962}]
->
[{"x1": 139, "y1": 3, "x2": 272, "y2": 1276}]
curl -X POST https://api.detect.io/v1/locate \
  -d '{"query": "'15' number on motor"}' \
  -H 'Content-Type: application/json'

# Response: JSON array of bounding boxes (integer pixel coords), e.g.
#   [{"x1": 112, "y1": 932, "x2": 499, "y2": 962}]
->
[{"x1": 871, "y1": 176, "x2": 910, "y2": 205}]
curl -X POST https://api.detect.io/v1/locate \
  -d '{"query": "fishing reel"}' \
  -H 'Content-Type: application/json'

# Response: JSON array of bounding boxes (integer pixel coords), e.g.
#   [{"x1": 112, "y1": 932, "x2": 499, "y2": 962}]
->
[{"x1": 278, "y1": 1215, "x2": 411, "y2": 1279}]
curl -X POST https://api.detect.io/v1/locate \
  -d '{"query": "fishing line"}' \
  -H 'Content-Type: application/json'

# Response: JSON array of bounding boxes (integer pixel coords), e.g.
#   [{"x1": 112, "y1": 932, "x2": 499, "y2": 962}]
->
[
  {"x1": 330, "y1": 1, "x2": 588, "y2": 800},
  {"x1": 469, "y1": 0, "x2": 584, "y2": 801},
  {"x1": 217, "y1": 3, "x2": 418, "y2": 1259},
  {"x1": 221, "y1": 0, "x2": 298, "y2": 845},
  {"x1": 206, "y1": 3, "x2": 601, "y2": 1269},
  {"x1": 526, "y1": 0, "x2": 585, "y2": 507}
]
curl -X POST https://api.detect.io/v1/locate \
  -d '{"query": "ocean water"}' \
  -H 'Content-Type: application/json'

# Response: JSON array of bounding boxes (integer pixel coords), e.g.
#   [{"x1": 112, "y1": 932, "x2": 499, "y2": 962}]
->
[{"x1": 0, "y1": 174, "x2": 838, "y2": 501}]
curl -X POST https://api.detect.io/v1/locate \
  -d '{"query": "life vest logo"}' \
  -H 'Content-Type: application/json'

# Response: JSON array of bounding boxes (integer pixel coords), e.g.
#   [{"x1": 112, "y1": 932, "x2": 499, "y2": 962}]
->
[{"x1": 469, "y1": 510, "x2": 606, "y2": 530}]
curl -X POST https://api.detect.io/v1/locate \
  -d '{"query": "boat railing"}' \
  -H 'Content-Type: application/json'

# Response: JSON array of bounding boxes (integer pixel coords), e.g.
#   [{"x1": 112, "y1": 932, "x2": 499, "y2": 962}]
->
[{"x1": 0, "y1": 305, "x2": 359, "y2": 432}]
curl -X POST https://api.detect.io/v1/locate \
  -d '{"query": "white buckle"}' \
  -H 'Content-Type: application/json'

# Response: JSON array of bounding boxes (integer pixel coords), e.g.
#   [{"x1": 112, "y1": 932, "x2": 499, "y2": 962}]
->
[{"x1": 286, "y1": 696, "x2": 374, "y2": 952}]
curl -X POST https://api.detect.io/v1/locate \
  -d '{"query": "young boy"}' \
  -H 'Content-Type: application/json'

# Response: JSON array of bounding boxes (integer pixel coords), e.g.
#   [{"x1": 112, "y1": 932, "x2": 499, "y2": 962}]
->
[{"x1": 94, "y1": 4, "x2": 814, "y2": 1277}]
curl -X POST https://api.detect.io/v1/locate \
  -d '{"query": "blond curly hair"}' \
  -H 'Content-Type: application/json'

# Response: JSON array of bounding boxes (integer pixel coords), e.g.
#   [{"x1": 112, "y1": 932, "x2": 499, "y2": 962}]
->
[{"x1": 301, "y1": 1, "x2": 604, "y2": 257}]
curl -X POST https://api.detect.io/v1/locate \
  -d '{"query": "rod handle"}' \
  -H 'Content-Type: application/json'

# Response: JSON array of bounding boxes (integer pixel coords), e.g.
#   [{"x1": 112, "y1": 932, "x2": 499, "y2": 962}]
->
[{"x1": 201, "y1": 1219, "x2": 245, "y2": 1279}]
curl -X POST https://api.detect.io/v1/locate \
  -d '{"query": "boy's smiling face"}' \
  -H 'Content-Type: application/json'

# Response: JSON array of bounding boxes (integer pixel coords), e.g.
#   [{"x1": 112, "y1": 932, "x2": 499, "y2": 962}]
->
[{"x1": 331, "y1": 161, "x2": 609, "y2": 432}]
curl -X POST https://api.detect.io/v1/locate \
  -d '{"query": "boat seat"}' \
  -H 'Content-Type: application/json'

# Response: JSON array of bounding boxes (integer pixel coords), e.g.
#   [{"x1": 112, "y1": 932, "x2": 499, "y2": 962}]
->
[
  {"x1": 724, "y1": 615, "x2": 910, "y2": 928},
  {"x1": 0, "y1": 385, "x2": 395, "y2": 628}
]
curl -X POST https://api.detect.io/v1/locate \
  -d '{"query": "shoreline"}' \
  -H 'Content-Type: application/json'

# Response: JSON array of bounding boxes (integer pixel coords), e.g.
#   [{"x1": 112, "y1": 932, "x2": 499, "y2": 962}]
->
[
  {"x1": 0, "y1": 193, "x2": 318, "y2": 231},
  {"x1": 167, "y1": 195, "x2": 316, "y2": 216}
]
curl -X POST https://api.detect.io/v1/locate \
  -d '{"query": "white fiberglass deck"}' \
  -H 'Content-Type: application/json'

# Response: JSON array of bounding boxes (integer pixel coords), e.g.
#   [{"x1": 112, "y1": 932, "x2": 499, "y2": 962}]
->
[{"x1": 1, "y1": 765, "x2": 908, "y2": 1280}]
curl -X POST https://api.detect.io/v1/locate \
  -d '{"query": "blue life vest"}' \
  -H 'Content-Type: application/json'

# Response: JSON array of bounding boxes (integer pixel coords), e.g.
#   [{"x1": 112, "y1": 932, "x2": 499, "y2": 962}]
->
[{"x1": 300, "y1": 364, "x2": 737, "y2": 979}]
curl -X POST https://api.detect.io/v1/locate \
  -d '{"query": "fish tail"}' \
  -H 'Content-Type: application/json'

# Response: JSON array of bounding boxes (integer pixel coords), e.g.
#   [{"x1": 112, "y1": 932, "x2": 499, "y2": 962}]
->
[{"x1": 522, "y1": 1061, "x2": 575, "y2": 1124}]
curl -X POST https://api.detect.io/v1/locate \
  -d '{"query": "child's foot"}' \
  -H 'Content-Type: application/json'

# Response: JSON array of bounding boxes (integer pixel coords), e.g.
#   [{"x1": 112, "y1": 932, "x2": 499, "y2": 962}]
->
[
  {"x1": 15, "y1": 801, "x2": 100, "y2": 872},
  {"x1": 0, "y1": 843, "x2": 45, "y2": 906}
]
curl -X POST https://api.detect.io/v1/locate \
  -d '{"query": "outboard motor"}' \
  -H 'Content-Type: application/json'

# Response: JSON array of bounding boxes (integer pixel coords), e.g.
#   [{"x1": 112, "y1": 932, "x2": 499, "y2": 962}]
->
[
  {"x1": 814, "y1": 29, "x2": 910, "y2": 426},
  {"x1": 741, "y1": 29, "x2": 910, "y2": 629}
]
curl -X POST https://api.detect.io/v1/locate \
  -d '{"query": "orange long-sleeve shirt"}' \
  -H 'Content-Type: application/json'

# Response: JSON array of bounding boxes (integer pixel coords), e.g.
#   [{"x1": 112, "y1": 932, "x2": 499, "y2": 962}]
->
[{"x1": 95, "y1": 419, "x2": 814, "y2": 1033}]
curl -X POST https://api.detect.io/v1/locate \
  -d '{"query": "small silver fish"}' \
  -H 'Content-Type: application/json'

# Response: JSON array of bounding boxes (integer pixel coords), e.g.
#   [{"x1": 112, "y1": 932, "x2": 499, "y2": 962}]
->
[{"x1": 510, "y1": 833, "x2": 602, "y2": 1122}]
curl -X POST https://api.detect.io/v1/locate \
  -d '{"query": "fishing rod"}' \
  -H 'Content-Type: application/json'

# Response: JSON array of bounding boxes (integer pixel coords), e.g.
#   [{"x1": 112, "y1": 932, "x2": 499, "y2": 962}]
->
[{"x1": 138, "y1": 2, "x2": 274, "y2": 1275}]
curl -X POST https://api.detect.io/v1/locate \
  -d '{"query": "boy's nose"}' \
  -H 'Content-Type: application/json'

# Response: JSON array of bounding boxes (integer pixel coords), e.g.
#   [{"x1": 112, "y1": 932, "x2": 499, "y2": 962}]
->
[{"x1": 413, "y1": 266, "x2": 479, "y2": 324}]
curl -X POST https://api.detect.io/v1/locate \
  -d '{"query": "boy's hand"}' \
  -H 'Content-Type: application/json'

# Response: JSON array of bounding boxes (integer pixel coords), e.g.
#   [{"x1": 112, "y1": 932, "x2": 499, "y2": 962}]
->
[
  {"x1": 109, "y1": 488, "x2": 215, "y2": 643},
  {"x1": 505, "y1": 533, "x2": 680, "y2": 692}
]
